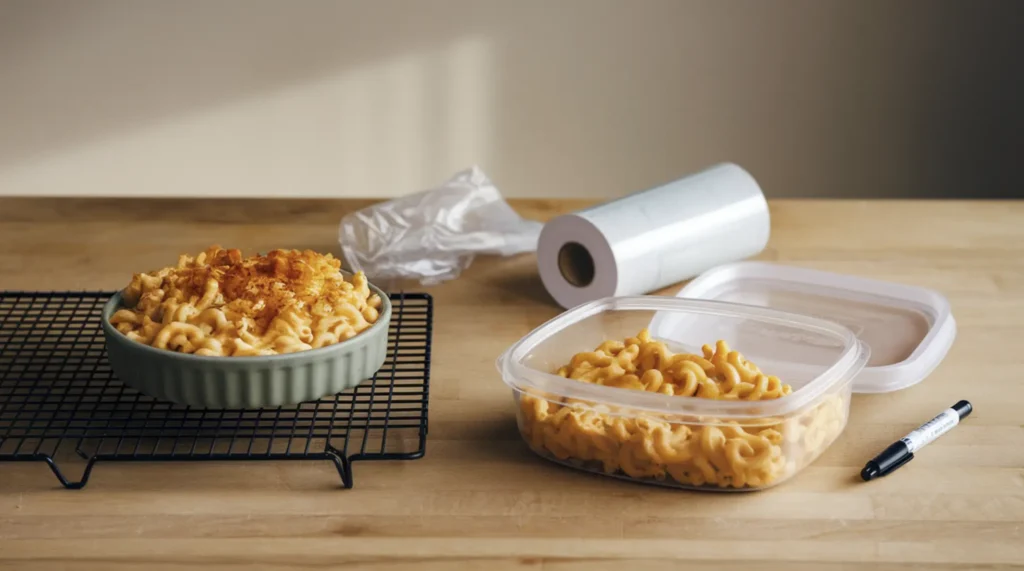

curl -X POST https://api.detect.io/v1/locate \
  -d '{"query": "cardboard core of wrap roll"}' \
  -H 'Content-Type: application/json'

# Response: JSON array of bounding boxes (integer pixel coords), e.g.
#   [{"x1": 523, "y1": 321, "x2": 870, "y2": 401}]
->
[{"x1": 557, "y1": 242, "x2": 596, "y2": 288}]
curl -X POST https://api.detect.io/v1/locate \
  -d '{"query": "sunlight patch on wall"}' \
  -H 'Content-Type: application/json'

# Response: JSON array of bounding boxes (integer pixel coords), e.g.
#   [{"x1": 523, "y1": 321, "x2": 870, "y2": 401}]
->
[{"x1": 0, "y1": 36, "x2": 495, "y2": 198}]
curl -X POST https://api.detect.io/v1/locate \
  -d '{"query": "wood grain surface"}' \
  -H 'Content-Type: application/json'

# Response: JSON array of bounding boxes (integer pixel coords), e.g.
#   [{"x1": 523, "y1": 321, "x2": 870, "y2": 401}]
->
[{"x1": 1, "y1": 198, "x2": 1023, "y2": 570}]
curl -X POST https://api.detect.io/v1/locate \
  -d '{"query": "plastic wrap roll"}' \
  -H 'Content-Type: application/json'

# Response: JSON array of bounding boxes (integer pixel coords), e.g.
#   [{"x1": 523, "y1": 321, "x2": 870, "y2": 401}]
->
[{"x1": 537, "y1": 162, "x2": 770, "y2": 309}]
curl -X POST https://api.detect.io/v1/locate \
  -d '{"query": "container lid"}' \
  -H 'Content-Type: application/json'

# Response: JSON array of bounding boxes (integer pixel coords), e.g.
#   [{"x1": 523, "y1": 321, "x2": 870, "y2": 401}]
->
[{"x1": 650, "y1": 262, "x2": 956, "y2": 394}]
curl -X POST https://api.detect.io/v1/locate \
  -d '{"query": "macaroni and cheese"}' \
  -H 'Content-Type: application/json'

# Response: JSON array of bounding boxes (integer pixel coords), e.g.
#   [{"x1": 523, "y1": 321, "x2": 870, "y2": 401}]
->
[
  {"x1": 110, "y1": 246, "x2": 383, "y2": 356},
  {"x1": 517, "y1": 328, "x2": 847, "y2": 490}
]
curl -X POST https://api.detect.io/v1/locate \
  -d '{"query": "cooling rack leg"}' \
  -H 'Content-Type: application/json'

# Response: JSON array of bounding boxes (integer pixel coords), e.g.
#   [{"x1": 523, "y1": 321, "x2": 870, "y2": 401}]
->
[
  {"x1": 44, "y1": 457, "x2": 97, "y2": 490},
  {"x1": 326, "y1": 450, "x2": 353, "y2": 488},
  {"x1": 74, "y1": 439, "x2": 91, "y2": 460}
]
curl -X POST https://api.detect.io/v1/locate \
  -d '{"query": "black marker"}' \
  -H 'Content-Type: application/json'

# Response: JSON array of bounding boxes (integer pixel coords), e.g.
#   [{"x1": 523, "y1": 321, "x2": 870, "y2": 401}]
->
[{"x1": 860, "y1": 400, "x2": 972, "y2": 481}]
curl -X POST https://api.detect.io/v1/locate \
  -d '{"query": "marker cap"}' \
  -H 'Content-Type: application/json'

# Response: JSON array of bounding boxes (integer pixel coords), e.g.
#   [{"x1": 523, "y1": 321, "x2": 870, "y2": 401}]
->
[{"x1": 953, "y1": 400, "x2": 972, "y2": 419}]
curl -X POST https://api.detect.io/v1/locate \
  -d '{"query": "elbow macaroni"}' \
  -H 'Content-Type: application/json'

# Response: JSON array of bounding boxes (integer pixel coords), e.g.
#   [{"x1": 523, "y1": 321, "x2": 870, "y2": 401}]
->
[
  {"x1": 110, "y1": 246, "x2": 382, "y2": 356},
  {"x1": 517, "y1": 328, "x2": 848, "y2": 490}
]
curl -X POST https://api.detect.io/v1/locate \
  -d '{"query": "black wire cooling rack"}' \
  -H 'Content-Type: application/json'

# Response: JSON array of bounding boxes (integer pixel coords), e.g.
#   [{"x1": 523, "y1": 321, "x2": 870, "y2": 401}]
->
[{"x1": 0, "y1": 291, "x2": 432, "y2": 490}]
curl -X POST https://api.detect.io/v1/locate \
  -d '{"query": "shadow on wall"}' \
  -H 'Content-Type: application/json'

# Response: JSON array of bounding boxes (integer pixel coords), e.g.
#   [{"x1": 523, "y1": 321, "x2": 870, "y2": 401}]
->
[{"x1": 0, "y1": 0, "x2": 1021, "y2": 199}]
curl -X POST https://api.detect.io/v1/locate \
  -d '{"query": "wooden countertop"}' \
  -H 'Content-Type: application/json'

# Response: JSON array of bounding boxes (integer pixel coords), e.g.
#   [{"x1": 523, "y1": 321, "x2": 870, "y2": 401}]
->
[{"x1": 1, "y1": 198, "x2": 1023, "y2": 570}]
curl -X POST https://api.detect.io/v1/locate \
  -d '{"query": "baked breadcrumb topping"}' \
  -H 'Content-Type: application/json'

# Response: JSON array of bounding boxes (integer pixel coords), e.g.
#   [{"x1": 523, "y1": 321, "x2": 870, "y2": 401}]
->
[{"x1": 112, "y1": 246, "x2": 382, "y2": 356}]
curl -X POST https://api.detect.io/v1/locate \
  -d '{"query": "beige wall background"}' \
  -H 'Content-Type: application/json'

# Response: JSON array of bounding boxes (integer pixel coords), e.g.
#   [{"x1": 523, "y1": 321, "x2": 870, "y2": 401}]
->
[{"x1": 0, "y1": 0, "x2": 1021, "y2": 200}]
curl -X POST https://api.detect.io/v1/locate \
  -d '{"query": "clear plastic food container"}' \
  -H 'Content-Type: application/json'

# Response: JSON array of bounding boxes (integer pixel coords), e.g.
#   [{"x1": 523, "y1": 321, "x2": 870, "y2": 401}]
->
[
  {"x1": 497, "y1": 296, "x2": 869, "y2": 491},
  {"x1": 497, "y1": 263, "x2": 955, "y2": 491}
]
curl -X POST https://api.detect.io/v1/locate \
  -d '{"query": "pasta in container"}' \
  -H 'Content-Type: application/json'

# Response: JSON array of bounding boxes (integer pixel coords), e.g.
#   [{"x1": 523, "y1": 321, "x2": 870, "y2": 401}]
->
[{"x1": 497, "y1": 296, "x2": 869, "y2": 491}]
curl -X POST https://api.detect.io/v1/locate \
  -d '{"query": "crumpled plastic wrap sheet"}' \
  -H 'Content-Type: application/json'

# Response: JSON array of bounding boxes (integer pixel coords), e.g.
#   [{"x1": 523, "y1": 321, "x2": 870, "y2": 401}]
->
[{"x1": 339, "y1": 166, "x2": 543, "y2": 285}]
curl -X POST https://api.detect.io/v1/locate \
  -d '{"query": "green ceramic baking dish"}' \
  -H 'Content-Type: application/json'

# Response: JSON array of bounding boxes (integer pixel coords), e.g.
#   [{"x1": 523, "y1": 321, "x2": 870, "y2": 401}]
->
[{"x1": 100, "y1": 280, "x2": 392, "y2": 409}]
